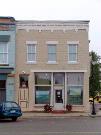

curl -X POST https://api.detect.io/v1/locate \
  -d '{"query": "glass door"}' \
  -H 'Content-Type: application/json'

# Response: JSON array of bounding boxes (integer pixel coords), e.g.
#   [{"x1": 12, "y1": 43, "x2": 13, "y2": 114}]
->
[
  {"x1": 55, "y1": 89, "x2": 63, "y2": 103},
  {"x1": 54, "y1": 88, "x2": 64, "y2": 110},
  {"x1": 53, "y1": 73, "x2": 65, "y2": 110}
]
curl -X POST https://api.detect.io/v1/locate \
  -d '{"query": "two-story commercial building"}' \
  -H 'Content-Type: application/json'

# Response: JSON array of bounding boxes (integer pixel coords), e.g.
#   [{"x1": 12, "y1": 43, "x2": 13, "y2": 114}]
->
[
  {"x1": 16, "y1": 20, "x2": 90, "y2": 112},
  {"x1": 0, "y1": 17, "x2": 16, "y2": 102}
]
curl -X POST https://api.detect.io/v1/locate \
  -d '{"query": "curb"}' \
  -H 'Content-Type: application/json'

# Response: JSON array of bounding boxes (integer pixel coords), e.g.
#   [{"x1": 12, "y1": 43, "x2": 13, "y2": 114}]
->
[
  {"x1": 19, "y1": 110, "x2": 101, "y2": 119},
  {"x1": 20, "y1": 112, "x2": 101, "y2": 119},
  {"x1": 21, "y1": 113, "x2": 89, "y2": 119}
]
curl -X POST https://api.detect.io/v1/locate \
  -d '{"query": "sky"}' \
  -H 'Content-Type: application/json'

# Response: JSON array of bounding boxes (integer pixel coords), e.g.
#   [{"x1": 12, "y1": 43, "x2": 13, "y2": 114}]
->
[{"x1": 1, "y1": 0, "x2": 101, "y2": 57}]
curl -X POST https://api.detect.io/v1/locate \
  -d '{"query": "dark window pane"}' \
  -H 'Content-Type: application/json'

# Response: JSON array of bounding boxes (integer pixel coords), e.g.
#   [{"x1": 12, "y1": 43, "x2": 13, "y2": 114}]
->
[
  {"x1": 54, "y1": 73, "x2": 64, "y2": 85},
  {"x1": 55, "y1": 90, "x2": 63, "y2": 103},
  {"x1": 19, "y1": 74, "x2": 28, "y2": 88},
  {"x1": 0, "y1": 80, "x2": 6, "y2": 89},
  {"x1": 0, "y1": 80, "x2": 6, "y2": 102}
]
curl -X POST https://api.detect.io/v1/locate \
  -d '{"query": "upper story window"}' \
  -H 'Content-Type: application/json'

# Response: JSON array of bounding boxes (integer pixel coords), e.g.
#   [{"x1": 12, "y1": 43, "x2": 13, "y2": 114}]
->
[
  {"x1": 0, "y1": 42, "x2": 8, "y2": 64},
  {"x1": 68, "y1": 44, "x2": 78, "y2": 63},
  {"x1": 48, "y1": 44, "x2": 56, "y2": 63},
  {"x1": 27, "y1": 42, "x2": 36, "y2": 63}
]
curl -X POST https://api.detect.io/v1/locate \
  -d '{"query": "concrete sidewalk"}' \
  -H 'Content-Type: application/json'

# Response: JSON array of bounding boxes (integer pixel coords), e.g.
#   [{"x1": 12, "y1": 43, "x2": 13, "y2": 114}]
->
[{"x1": 21, "y1": 111, "x2": 101, "y2": 118}]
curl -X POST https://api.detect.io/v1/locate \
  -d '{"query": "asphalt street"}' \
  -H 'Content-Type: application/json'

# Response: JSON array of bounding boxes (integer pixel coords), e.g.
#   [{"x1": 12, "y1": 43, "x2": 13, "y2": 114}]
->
[{"x1": 0, "y1": 117, "x2": 101, "y2": 135}]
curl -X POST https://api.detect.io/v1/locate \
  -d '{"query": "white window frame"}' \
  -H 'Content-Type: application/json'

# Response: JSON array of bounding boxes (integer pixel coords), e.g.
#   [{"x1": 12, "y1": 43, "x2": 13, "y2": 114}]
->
[
  {"x1": 0, "y1": 42, "x2": 8, "y2": 64},
  {"x1": 34, "y1": 72, "x2": 52, "y2": 106},
  {"x1": 47, "y1": 42, "x2": 57, "y2": 64},
  {"x1": 68, "y1": 43, "x2": 78, "y2": 63},
  {"x1": 26, "y1": 41, "x2": 37, "y2": 64}
]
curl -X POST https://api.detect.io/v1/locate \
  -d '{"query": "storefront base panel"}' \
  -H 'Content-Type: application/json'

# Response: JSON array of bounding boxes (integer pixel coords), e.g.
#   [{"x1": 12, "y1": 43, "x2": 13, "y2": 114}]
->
[{"x1": 21, "y1": 105, "x2": 88, "y2": 113}]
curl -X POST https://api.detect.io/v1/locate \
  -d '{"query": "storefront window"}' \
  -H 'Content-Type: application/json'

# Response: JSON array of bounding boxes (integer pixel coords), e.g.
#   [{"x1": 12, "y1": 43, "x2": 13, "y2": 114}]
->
[
  {"x1": 67, "y1": 73, "x2": 83, "y2": 105},
  {"x1": 53, "y1": 73, "x2": 64, "y2": 85},
  {"x1": 35, "y1": 73, "x2": 51, "y2": 104},
  {"x1": 35, "y1": 86, "x2": 50, "y2": 104},
  {"x1": 35, "y1": 73, "x2": 51, "y2": 85},
  {"x1": 19, "y1": 74, "x2": 28, "y2": 88},
  {"x1": 67, "y1": 86, "x2": 83, "y2": 105}
]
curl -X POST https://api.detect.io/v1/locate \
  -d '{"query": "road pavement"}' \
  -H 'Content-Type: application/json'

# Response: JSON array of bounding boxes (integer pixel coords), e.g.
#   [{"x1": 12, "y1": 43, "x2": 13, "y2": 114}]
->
[{"x1": 0, "y1": 117, "x2": 101, "y2": 135}]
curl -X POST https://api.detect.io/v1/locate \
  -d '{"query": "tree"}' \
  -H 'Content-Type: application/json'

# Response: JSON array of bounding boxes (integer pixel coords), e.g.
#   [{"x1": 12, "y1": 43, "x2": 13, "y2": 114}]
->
[{"x1": 89, "y1": 51, "x2": 101, "y2": 115}]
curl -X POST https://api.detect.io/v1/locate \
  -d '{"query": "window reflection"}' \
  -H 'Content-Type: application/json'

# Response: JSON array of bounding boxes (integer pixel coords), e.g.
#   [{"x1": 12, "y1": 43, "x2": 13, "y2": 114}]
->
[{"x1": 54, "y1": 73, "x2": 64, "y2": 85}]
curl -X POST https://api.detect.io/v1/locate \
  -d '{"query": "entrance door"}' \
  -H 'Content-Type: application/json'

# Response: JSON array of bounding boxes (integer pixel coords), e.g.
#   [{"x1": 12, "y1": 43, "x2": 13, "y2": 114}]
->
[
  {"x1": 54, "y1": 89, "x2": 64, "y2": 110},
  {"x1": 19, "y1": 74, "x2": 29, "y2": 110},
  {"x1": 0, "y1": 80, "x2": 6, "y2": 102}
]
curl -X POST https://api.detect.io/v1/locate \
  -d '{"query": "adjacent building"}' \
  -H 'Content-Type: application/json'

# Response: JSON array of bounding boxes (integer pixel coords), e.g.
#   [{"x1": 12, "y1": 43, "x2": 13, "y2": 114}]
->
[
  {"x1": 16, "y1": 20, "x2": 90, "y2": 112},
  {"x1": 0, "y1": 17, "x2": 16, "y2": 102},
  {"x1": 100, "y1": 63, "x2": 101, "y2": 91}
]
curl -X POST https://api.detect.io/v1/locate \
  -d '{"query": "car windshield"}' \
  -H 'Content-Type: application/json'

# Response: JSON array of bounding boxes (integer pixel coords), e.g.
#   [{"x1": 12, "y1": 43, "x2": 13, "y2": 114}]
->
[{"x1": 4, "y1": 102, "x2": 18, "y2": 108}]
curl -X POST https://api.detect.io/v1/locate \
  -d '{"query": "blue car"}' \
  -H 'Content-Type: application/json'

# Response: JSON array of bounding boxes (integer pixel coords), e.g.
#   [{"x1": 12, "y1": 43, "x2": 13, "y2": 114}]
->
[{"x1": 0, "y1": 101, "x2": 22, "y2": 121}]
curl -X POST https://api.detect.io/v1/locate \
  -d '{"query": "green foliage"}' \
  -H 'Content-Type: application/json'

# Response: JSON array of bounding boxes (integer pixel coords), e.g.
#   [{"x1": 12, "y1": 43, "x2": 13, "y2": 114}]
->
[{"x1": 89, "y1": 51, "x2": 101, "y2": 98}]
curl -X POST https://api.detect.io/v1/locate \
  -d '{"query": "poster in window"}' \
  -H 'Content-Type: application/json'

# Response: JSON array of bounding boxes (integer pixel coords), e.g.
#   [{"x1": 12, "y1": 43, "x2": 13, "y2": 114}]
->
[
  {"x1": 69, "y1": 87, "x2": 81, "y2": 96},
  {"x1": 36, "y1": 91, "x2": 50, "y2": 104}
]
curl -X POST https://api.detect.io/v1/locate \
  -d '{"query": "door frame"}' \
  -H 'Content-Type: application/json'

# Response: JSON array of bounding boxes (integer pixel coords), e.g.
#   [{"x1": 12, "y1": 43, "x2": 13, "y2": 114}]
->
[{"x1": 53, "y1": 87, "x2": 64, "y2": 110}]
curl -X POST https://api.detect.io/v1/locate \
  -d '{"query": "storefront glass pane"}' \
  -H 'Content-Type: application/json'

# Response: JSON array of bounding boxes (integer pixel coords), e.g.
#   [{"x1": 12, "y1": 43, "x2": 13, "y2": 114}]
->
[
  {"x1": 35, "y1": 73, "x2": 51, "y2": 85},
  {"x1": 67, "y1": 73, "x2": 84, "y2": 85},
  {"x1": 54, "y1": 73, "x2": 64, "y2": 85},
  {"x1": 35, "y1": 86, "x2": 50, "y2": 104},
  {"x1": 67, "y1": 73, "x2": 84, "y2": 105},
  {"x1": 67, "y1": 86, "x2": 83, "y2": 105}
]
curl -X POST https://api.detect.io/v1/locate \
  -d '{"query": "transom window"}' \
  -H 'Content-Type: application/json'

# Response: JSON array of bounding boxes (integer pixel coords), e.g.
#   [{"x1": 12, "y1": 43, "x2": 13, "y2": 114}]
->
[
  {"x1": 35, "y1": 73, "x2": 51, "y2": 85},
  {"x1": 0, "y1": 42, "x2": 8, "y2": 64},
  {"x1": 48, "y1": 44, "x2": 56, "y2": 62},
  {"x1": 53, "y1": 73, "x2": 64, "y2": 85},
  {"x1": 27, "y1": 44, "x2": 36, "y2": 62},
  {"x1": 68, "y1": 44, "x2": 78, "y2": 62}
]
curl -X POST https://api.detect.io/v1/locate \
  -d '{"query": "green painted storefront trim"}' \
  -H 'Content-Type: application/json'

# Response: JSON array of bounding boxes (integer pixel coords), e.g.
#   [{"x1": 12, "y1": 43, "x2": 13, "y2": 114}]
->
[{"x1": 0, "y1": 67, "x2": 14, "y2": 74}]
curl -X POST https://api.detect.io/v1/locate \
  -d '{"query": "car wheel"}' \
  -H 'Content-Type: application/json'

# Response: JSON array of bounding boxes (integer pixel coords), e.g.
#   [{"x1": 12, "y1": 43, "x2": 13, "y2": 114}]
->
[{"x1": 12, "y1": 117, "x2": 17, "y2": 122}]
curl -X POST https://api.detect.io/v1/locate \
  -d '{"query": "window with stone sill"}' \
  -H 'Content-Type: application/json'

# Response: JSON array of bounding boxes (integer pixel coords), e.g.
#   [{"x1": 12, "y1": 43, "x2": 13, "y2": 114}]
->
[
  {"x1": 68, "y1": 44, "x2": 78, "y2": 62},
  {"x1": 48, "y1": 44, "x2": 56, "y2": 62},
  {"x1": 27, "y1": 44, "x2": 36, "y2": 62}
]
